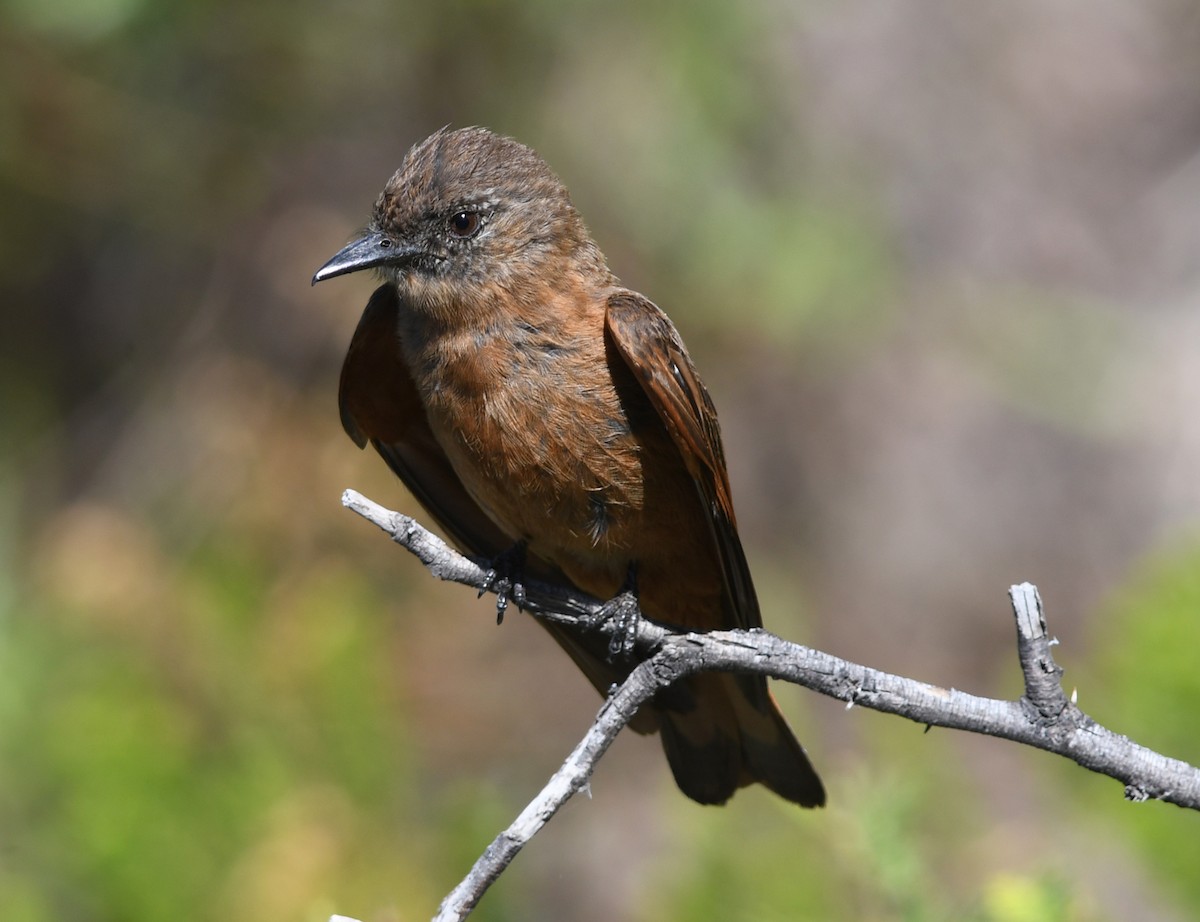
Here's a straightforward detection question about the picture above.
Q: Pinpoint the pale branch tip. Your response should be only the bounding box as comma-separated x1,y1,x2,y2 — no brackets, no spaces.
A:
1009,580,1070,723
339,489,1200,922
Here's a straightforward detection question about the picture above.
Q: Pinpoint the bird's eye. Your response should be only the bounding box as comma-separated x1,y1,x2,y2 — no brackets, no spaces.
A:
448,211,482,238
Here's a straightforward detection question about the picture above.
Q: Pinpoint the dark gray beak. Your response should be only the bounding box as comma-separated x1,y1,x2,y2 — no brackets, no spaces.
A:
311,231,422,285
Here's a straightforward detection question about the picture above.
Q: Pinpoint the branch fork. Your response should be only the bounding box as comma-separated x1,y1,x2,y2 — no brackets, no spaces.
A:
333,488,1200,922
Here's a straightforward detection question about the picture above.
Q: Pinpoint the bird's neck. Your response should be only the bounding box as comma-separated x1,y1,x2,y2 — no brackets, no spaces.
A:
394,268,610,397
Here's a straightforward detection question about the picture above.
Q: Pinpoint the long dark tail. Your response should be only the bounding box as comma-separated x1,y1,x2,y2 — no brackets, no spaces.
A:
658,672,825,807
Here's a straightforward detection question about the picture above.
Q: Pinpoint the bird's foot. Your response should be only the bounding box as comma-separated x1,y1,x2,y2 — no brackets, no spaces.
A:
480,540,528,625
586,564,641,660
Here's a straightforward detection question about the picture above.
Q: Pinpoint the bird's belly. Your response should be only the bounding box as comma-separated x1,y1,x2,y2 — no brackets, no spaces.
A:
429,382,644,563
426,378,726,627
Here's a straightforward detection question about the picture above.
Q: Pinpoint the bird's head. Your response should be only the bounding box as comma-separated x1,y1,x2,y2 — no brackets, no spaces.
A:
313,127,607,309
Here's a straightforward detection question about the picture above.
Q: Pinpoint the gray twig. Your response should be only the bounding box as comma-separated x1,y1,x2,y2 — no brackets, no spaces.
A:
333,489,1200,922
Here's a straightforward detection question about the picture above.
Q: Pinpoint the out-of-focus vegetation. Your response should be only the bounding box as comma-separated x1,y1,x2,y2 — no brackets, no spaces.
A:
3,2,1200,920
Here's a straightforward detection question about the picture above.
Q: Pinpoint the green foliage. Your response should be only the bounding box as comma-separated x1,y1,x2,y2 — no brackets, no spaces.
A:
0,512,432,921
646,731,1098,922
978,873,1078,922
1072,540,1200,913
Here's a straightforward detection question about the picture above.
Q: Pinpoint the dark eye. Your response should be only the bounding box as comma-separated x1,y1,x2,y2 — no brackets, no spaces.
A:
448,211,482,238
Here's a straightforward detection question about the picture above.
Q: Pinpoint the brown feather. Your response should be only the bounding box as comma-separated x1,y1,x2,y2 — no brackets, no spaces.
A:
321,126,824,806
339,284,659,734
604,289,825,806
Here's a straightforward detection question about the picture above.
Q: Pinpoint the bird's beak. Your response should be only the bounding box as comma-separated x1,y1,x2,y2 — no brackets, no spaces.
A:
311,231,423,285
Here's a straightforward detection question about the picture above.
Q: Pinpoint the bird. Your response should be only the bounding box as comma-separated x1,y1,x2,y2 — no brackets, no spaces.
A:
312,126,825,807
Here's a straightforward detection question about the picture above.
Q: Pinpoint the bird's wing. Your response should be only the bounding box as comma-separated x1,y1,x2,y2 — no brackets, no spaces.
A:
339,284,516,556
606,292,826,807
604,290,761,629
339,284,659,731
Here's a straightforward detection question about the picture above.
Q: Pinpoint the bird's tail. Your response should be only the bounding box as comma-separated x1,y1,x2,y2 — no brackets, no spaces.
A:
658,672,825,807
537,617,824,806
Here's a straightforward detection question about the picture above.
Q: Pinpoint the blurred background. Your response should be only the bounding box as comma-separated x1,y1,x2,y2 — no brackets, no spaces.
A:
4,1,1200,919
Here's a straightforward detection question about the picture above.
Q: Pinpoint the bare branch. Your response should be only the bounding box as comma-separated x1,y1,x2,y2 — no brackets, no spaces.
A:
336,489,1200,922
432,646,670,921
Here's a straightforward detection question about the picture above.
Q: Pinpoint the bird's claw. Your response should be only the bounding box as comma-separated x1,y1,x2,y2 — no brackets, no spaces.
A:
586,564,641,660
481,573,527,624
588,591,642,659
480,541,528,624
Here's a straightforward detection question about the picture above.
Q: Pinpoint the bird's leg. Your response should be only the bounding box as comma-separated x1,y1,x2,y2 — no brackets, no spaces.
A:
479,539,528,624
587,563,641,660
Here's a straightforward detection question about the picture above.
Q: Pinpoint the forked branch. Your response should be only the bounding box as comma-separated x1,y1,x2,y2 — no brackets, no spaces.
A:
334,489,1200,922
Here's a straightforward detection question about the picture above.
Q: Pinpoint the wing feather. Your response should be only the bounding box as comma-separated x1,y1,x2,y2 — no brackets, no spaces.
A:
339,284,658,732
604,291,761,629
